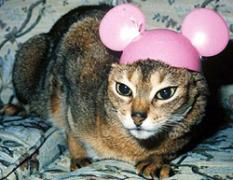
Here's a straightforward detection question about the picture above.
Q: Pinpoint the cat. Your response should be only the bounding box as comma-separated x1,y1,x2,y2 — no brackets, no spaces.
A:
11,5,208,179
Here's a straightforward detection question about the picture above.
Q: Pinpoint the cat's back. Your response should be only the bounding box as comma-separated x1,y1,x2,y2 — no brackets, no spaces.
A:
12,5,117,118
56,5,117,98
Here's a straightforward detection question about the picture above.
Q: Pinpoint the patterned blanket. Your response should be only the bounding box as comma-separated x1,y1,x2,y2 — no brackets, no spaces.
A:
0,114,232,179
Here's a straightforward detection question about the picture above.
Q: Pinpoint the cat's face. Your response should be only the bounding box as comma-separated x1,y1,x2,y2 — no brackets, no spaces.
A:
107,60,207,139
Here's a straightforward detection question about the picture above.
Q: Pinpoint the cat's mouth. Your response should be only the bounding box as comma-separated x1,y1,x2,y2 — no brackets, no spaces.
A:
128,128,155,139
129,127,153,131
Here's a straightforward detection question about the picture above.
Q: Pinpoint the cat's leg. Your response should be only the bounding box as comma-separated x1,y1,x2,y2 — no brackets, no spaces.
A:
0,103,27,116
135,155,174,179
13,34,51,104
135,137,190,179
1,34,51,117
67,132,92,171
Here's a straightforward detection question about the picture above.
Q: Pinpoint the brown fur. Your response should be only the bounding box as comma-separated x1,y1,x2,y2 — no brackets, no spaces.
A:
12,5,208,179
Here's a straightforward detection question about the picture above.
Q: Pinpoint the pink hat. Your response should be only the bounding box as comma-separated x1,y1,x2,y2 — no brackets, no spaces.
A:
99,4,229,72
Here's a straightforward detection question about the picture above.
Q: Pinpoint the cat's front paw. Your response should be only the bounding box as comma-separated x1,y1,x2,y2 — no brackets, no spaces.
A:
0,104,27,117
70,157,92,171
135,158,173,179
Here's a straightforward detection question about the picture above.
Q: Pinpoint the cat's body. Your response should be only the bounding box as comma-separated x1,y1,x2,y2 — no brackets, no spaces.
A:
12,5,208,179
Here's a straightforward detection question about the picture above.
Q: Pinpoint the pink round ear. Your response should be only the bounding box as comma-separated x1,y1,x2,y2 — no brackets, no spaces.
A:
181,8,230,57
99,4,146,51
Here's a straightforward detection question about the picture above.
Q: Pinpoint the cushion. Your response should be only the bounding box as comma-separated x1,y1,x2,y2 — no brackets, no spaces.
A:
29,115,233,179
0,115,66,179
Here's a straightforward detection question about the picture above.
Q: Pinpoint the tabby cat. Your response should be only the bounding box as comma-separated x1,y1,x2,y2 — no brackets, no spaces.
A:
11,5,208,179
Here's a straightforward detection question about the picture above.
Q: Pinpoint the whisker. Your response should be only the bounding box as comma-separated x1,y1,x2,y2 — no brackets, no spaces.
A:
158,126,171,133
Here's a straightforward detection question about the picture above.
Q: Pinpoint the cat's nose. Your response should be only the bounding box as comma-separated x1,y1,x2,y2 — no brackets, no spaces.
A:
131,112,147,127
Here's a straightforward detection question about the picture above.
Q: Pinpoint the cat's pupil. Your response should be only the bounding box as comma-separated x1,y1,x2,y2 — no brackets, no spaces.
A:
156,87,176,100
160,88,172,99
116,83,132,96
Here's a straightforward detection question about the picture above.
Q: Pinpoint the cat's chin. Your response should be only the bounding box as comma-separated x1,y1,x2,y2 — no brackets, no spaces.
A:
129,129,155,139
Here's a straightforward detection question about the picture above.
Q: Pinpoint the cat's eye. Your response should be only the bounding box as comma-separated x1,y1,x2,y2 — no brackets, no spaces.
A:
155,87,177,100
116,82,132,96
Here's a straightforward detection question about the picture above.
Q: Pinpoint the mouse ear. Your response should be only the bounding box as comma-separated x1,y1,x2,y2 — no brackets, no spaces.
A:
181,8,229,57
99,4,146,51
